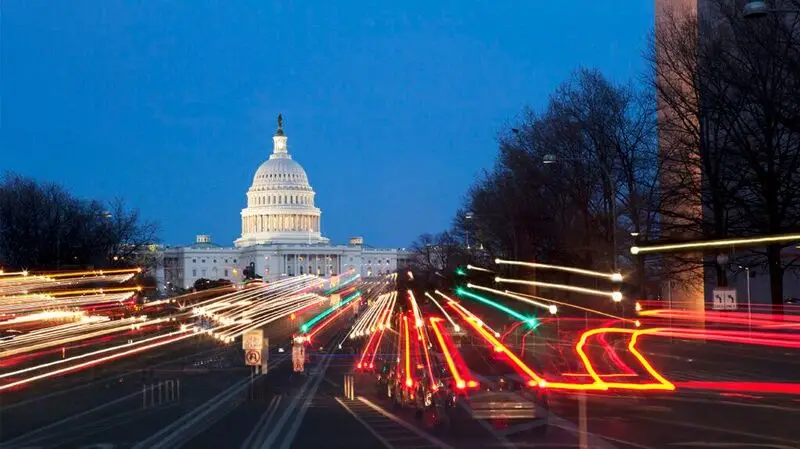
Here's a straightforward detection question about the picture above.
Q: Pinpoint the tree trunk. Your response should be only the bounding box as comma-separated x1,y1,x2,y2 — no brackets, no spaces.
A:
767,244,784,316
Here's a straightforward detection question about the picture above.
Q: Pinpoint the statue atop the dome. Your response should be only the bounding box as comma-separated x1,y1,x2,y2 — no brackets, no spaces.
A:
275,114,285,136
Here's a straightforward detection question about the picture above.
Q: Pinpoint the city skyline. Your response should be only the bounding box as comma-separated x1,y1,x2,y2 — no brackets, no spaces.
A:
3,1,654,247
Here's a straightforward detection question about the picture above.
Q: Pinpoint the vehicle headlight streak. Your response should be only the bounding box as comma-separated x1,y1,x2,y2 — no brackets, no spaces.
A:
494,277,623,302
446,300,545,385
0,328,195,392
428,317,472,389
455,287,538,328
407,290,423,327
630,233,800,255
350,293,387,338
427,291,459,331
466,284,556,314
0,316,164,358
307,299,360,341
402,315,413,388
494,259,623,282
300,291,361,333
435,291,501,337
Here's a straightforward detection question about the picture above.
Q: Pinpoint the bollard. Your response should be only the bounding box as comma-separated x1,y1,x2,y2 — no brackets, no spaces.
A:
142,384,147,409
166,380,174,401
158,381,163,405
176,379,181,401
343,374,355,400
150,383,155,406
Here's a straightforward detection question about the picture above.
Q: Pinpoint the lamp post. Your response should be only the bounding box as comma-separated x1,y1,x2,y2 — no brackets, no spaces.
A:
738,264,753,336
465,211,474,250
742,1,800,18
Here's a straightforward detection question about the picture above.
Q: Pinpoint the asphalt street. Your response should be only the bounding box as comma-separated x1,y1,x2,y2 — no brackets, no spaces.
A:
2,312,799,448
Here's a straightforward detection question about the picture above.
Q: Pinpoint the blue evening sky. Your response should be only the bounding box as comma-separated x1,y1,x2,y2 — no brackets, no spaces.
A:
2,1,654,248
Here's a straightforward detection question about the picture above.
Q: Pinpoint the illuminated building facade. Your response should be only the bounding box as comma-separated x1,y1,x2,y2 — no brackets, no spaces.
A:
160,116,410,290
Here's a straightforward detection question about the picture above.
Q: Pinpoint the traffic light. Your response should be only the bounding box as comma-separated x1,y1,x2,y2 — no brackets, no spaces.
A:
455,266,467,276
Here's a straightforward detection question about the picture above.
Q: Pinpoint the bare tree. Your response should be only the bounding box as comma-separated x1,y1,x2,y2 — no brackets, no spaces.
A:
652,1,800,308
0,173,160,270
453,69,659,298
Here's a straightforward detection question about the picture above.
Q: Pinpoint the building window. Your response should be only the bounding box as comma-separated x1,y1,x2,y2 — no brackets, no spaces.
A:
224,269,229,277
201,269,207,277
192,269,197,277
213,259,217,263
233,259,237,263
192,259,196,263
224,259,228,263
300,266,304,274
201,259,206,263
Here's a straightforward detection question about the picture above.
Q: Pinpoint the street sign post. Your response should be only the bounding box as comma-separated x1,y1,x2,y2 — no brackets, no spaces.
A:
712,287,737,311
243,329,264,351
245,349,261,366
292,341,306,372
261,337,269,373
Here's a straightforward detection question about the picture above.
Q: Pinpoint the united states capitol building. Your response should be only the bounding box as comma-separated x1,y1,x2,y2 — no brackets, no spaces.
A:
158,115,410,290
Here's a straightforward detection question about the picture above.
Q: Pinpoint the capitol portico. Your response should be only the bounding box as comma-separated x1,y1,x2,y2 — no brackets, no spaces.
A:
160,115,410,290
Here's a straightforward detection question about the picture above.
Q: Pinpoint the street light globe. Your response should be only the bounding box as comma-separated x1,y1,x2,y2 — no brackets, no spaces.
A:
610,272,623,282
549,305,558,315
742,1,769,18
611,291,623,302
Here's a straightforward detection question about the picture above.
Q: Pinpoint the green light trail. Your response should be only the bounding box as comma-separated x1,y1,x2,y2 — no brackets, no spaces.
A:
455,287,538,328
300,291,361,333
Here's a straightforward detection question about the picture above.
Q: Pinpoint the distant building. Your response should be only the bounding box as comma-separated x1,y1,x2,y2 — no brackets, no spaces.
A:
158,115,409,291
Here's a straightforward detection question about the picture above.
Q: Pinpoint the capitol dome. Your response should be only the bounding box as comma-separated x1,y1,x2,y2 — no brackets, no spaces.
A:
235,115,328,247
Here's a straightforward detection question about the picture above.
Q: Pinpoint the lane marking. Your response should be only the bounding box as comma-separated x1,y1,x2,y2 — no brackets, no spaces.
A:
257,354,332,448
547,414,621,449
4,389,143,447
669,443,797,449
357,397,455,449
637,416,797,445
131,376,251,449
334,397,394,449
239,396,281,449
277,354,336,449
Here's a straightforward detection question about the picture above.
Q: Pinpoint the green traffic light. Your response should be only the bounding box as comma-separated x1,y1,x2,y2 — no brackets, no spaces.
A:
455,267,467,276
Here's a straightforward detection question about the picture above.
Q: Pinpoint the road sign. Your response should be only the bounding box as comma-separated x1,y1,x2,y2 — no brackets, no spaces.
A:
292,342,305,372
261,337,269,371
713,288,737,310
243,329,264,350
245,349,261,366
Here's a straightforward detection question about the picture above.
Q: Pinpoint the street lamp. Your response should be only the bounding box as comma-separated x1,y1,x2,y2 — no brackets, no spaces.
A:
737,264,754,335
743,1,800,18
465,211,474,249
